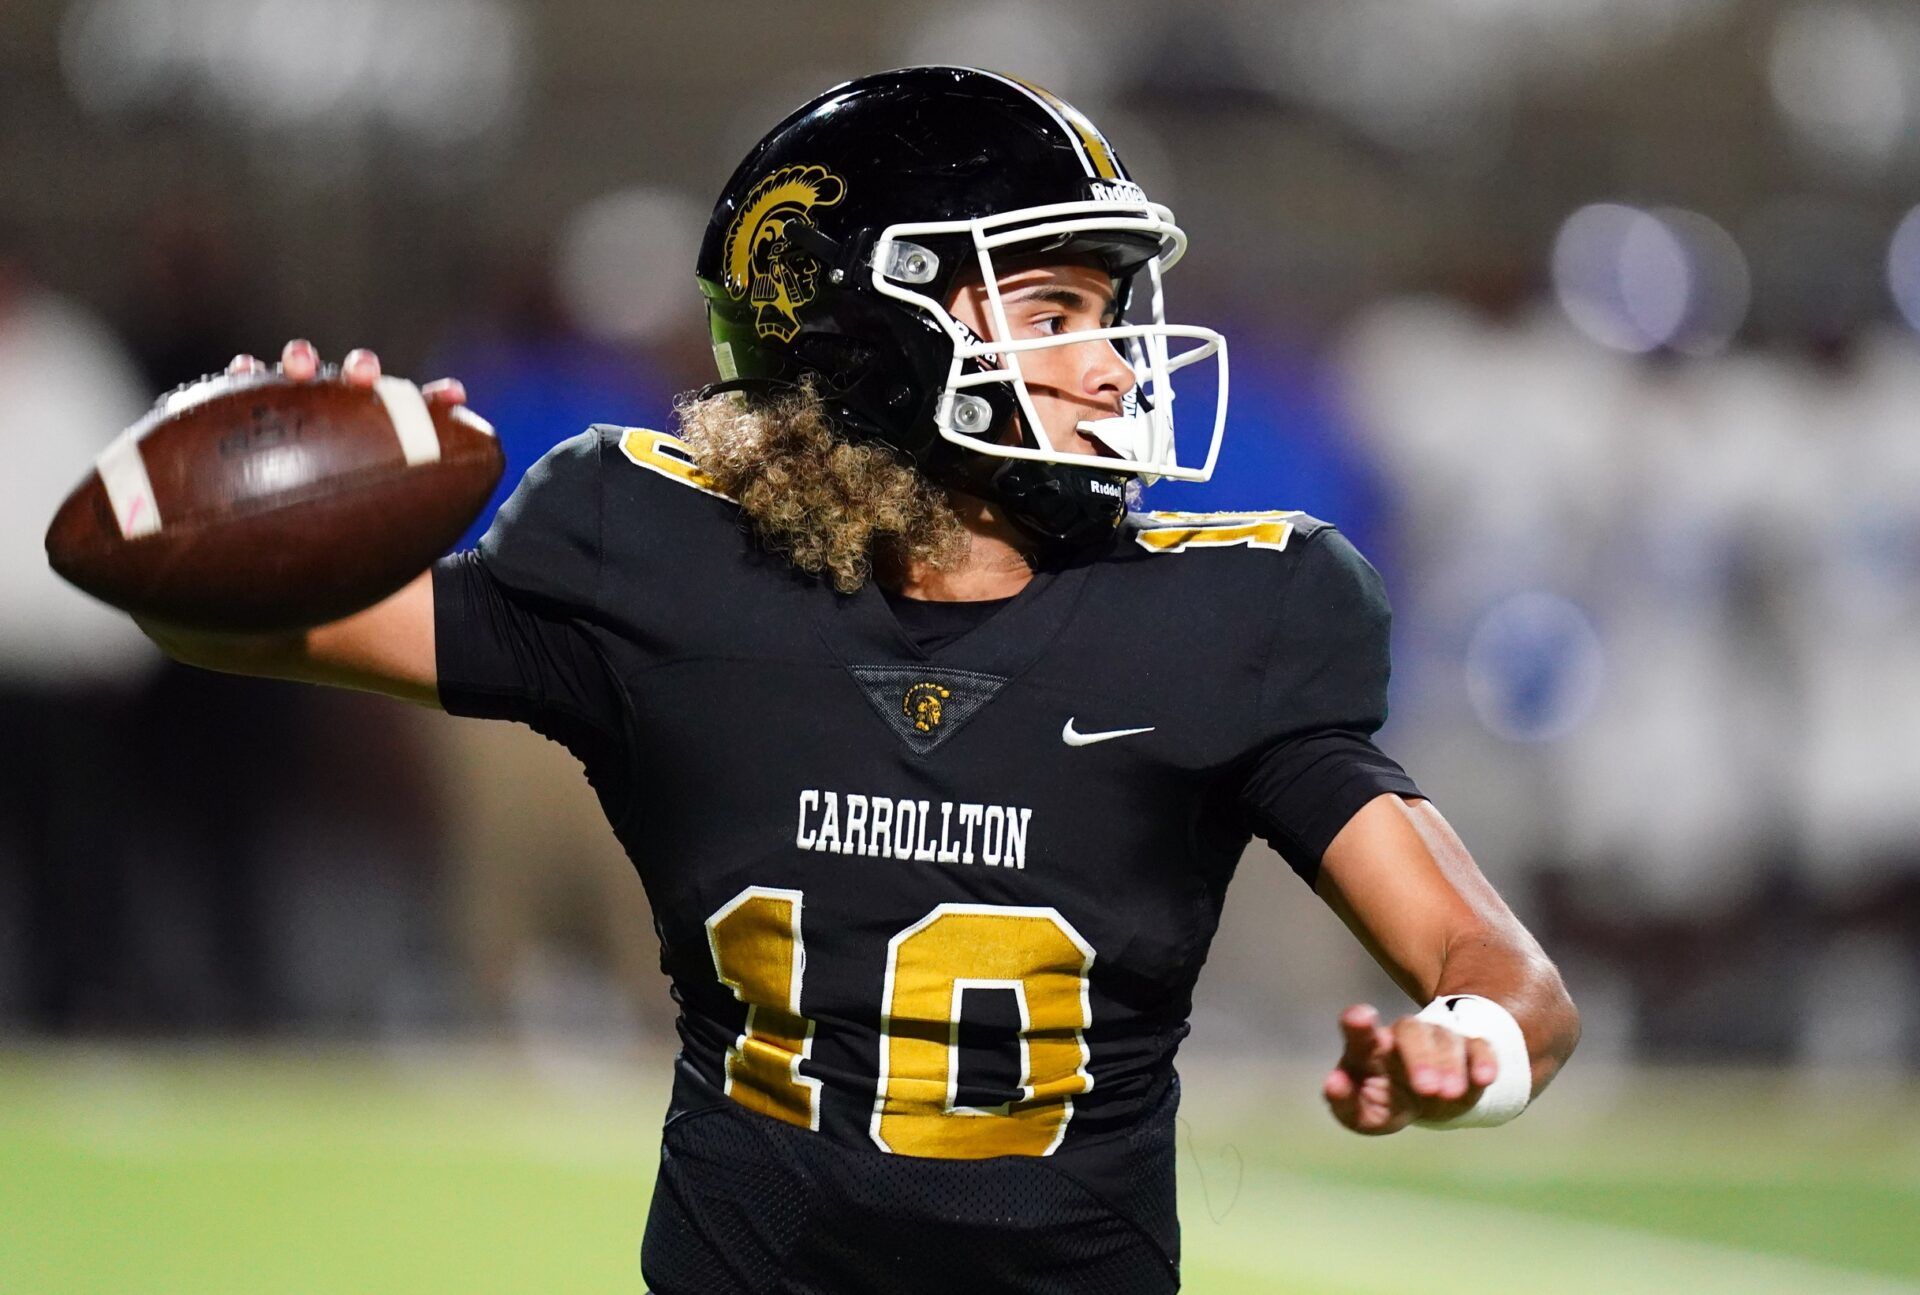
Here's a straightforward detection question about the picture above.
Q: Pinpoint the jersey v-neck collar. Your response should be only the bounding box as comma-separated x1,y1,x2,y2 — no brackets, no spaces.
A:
809,558,1096,681
882,590,1017,655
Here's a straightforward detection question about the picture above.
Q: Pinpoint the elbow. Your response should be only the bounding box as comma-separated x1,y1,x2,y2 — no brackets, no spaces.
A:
1538,950,1580,1052
1527,957,1581,1093
1554,971,1582,1066
1464,928,1582,1084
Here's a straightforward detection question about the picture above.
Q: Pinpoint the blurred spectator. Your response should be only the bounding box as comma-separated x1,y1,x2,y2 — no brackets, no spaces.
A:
435,236,694,549
3,0,1917,1065
1,219,448,1034
121,196,255,393
426,236,688,1036
0,254,157,1027
0,260,155,687
1338,274,1920,1062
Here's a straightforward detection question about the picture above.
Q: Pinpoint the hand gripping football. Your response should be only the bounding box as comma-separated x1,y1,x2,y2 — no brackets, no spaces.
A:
44,371,504,633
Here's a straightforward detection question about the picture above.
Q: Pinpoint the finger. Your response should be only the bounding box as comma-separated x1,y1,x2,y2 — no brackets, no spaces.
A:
1466,1035,1499,1090
1325,1045,1416,1136
281,338,319,380
1323,1066,1367,1133
1388,1018,1469,1102
1336,1003,1385,1075
341,348,382,386
227,353,264,375
1323,1067,1354,1119
1410,1021,1470,1101
421,377,467,406
1347,1073,1414,1136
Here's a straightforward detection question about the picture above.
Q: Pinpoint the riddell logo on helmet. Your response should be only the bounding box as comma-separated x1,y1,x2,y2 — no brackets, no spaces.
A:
1090,180,1147,205
1088,479,1123,498
722,164,848,342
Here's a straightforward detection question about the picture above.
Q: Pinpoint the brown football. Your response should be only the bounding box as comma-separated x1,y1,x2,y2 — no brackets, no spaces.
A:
44,372,504,633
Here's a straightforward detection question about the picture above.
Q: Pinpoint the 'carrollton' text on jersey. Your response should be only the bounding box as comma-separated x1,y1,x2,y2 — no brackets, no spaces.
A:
796,789,1033,869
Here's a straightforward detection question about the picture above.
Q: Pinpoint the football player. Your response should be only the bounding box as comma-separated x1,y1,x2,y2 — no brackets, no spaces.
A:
147,67,1577,1294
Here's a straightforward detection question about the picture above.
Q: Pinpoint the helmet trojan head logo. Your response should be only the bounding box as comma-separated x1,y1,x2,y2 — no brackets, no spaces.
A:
722,164,847,342
903,682,951,733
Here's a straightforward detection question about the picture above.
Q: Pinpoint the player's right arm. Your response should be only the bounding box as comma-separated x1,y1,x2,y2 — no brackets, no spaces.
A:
137,569,439,705
133,340,461,708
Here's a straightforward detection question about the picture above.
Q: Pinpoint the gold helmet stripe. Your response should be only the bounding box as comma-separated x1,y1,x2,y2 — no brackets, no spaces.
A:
973,69,1123,181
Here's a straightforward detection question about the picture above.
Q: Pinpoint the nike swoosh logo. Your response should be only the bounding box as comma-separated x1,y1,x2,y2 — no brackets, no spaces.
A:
1062,718,1155,747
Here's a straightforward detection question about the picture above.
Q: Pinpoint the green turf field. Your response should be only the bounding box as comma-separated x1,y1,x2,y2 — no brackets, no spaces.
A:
3,1046,1916,1293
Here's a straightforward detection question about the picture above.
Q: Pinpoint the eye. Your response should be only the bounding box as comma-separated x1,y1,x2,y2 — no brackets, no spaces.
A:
1033,314,1068,336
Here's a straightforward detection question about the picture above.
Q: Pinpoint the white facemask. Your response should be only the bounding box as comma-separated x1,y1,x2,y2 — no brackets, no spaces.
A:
867,197,1229,487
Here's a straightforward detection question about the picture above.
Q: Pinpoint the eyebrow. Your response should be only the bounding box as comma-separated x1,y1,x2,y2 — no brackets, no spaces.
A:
1007,284,1117,318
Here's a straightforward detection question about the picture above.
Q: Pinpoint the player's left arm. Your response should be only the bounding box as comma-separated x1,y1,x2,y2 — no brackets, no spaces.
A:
1314,792,1579,1135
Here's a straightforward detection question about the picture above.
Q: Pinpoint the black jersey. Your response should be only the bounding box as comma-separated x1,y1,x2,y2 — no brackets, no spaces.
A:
433,426,1421,1293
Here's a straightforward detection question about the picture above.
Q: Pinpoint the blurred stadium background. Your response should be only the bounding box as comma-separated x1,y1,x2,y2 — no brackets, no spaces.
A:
4,0,1920,1289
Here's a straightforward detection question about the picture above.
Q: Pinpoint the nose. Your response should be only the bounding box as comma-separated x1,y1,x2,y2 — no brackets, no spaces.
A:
1080,336,1136,406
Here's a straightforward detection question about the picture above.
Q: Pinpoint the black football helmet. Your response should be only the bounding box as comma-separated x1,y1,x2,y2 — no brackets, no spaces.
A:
696,65,1228,551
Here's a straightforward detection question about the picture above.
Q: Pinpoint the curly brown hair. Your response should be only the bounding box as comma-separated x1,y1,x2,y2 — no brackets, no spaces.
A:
673,383,968,594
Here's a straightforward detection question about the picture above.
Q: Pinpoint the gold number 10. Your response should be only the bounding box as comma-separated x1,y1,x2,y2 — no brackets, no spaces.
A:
706,888,1095,1159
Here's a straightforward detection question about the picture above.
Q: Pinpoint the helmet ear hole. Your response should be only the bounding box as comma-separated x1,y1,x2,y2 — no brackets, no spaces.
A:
951,394,995,435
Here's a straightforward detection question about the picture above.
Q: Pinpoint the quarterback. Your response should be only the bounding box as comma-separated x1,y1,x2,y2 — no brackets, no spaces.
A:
146,68,1577,1293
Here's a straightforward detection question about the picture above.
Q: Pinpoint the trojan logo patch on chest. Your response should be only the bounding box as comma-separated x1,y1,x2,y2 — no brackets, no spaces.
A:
903,682,950,733
850,666,1006,754
721,164,847,342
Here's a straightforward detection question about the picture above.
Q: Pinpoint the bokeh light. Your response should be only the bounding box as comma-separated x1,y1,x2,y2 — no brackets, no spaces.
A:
1887,204,1920,334
1236,0,1515,164
1465,592,1606,744
1551,204,1749,354
554,187,708,347
899,0,1124,105
1552,204,1691,353
59,0,526,144
1767,3,1912,175
1653,208,1752,356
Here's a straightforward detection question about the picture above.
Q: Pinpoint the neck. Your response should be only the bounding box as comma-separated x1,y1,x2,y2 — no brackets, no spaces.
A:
886,493,1035,601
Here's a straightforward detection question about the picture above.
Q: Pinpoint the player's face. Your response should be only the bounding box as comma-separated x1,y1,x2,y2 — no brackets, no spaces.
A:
945,257,1136,459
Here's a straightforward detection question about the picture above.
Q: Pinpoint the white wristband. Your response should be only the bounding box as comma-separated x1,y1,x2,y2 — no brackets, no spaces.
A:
1411,994,1532,1130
